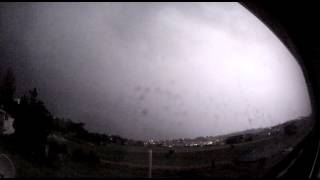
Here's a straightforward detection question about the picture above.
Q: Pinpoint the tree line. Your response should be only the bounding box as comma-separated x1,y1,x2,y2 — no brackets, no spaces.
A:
0,68,143,161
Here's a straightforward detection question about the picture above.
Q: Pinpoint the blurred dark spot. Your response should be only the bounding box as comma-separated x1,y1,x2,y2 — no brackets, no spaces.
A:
145,87,150,93
139,94,145,101
154,87,161,93
169,80,175,85
182,111,187,116
134,86,141,92
141,109,148,116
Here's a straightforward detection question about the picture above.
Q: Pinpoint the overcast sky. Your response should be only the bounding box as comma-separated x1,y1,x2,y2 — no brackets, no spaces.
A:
0,2,312,140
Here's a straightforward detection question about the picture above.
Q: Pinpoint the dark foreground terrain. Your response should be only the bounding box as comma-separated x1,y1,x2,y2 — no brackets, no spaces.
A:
0,117,313,178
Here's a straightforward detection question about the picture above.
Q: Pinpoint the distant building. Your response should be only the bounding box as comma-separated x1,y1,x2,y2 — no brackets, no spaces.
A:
0,109,15,135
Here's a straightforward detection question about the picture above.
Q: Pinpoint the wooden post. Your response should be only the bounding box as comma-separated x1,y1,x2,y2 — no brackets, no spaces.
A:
148,149,152,178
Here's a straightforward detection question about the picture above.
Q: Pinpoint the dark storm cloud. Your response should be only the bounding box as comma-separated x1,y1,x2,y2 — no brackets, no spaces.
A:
0,2,311,140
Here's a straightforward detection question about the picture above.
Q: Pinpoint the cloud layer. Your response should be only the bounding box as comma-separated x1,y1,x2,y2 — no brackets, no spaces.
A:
0,2,312,140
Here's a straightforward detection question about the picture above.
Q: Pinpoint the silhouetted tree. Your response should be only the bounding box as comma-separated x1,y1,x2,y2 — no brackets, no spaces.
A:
13,88,53,159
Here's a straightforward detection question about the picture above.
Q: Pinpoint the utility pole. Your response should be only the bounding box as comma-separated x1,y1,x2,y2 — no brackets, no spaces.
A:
148,149,152,178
